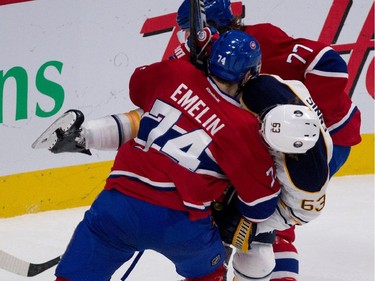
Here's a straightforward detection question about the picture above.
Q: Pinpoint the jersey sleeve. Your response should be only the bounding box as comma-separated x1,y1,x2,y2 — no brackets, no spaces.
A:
303,48,362,146
129,61,174,110
83,108,143,150
245,23,362,147
170,43,190,61
211,116,281,223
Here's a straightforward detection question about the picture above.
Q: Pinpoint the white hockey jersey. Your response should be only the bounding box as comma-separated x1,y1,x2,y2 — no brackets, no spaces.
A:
241,74,333,233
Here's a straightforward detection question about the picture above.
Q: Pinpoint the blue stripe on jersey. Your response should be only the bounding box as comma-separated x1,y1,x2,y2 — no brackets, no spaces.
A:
329,106,359,135
285,133,329,193
313,49,348,73
329,145,351,177
237,192,281,222
137,116,156,140
273,258,299,274
137,114,224,175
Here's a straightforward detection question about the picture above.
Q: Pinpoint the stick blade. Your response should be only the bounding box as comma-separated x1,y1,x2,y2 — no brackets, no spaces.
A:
0,250,60,277
27,256,61,277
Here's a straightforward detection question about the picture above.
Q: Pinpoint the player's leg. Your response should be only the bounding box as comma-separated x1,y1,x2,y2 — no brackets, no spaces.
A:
55,189,140,281
184,264,227,281
157,213,227,280
231,241,275,281
270,227,298,281
230,231,276,281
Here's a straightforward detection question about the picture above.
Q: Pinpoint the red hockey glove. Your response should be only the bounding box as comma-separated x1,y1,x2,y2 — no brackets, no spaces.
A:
186,26,219,57
196,26,219,56
171,27,219,61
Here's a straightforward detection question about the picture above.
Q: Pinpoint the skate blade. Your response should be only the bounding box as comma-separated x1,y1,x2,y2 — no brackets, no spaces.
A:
31,111,78,150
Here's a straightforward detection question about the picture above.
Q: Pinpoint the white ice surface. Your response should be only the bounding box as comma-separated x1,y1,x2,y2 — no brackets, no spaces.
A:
0,175,374,281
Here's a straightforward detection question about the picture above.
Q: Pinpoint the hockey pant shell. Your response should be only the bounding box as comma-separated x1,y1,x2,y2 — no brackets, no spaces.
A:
55,189,226,281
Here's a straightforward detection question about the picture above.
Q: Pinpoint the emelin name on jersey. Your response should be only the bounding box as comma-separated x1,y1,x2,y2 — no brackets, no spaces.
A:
170,83,225,137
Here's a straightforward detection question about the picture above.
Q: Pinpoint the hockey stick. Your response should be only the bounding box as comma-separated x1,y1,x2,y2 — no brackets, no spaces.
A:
120,251,144,280
0,250,60,277
189,0,207,60
189,0,199,65
190,0,208,71
197,0,207,29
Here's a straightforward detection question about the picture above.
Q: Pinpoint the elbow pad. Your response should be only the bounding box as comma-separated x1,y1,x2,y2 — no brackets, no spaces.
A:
83,108,143,150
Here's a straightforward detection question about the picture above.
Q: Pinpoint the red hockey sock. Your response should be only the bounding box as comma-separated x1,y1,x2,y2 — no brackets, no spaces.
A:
185,264,227,281
270,228,298,281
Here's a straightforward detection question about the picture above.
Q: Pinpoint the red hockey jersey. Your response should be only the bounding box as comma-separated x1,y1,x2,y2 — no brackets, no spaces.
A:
105,59,280,221
244,24,361,146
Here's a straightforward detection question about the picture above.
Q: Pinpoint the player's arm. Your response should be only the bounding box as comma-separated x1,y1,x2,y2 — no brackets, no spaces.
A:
82,109,142,150
256,133,332,234
170,27,219,61
212,122,281,252
32,108,143,154
303,46,361,146
256,187,328,234
211,185,258,252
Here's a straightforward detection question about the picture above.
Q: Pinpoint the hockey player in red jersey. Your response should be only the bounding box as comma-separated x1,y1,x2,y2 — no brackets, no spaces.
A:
53,30,280,281
174,1,361,280
45,75,332,281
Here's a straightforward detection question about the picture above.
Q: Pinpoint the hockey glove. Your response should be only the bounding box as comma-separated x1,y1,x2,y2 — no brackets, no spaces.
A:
211,186,257,252
196,26,219,56
187,27,219,59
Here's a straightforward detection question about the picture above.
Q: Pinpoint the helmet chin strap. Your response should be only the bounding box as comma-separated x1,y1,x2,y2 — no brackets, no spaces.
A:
235,70,254,100
241,70,254,86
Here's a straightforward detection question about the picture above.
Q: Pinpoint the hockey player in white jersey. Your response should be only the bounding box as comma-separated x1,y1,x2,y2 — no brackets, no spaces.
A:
211,74,333,281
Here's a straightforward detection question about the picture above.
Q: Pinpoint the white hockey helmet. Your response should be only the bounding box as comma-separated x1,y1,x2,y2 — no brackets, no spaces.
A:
260,104,320,154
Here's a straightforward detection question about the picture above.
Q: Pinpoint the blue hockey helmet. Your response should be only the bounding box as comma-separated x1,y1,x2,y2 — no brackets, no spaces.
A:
177,0,234,30
208,30,262,83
